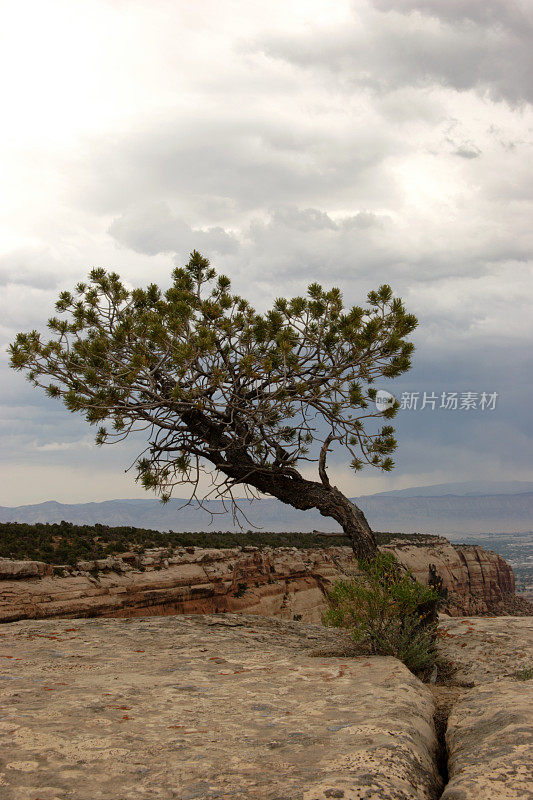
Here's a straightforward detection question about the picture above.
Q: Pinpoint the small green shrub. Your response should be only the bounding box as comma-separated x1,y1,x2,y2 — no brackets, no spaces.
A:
515,666,533,681
322,552,439,673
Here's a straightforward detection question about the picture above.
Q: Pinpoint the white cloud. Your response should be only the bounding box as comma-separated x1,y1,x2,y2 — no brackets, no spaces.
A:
258,0,533,104
34,437,94,453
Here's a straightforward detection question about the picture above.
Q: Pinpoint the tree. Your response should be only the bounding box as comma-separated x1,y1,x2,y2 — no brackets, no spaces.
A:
9,251,417,558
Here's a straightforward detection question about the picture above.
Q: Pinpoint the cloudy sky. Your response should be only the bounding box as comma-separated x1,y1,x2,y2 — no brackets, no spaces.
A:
1,0,532,505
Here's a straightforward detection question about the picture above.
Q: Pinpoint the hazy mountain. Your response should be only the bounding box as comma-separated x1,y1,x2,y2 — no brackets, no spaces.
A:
371,480,533,497
1,481,532,535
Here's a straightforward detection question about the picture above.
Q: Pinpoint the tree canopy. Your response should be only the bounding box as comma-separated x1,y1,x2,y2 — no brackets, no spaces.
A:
9,251,417,558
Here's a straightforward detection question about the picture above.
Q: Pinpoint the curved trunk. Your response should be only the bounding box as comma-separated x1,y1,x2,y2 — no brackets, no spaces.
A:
179,411,377,560
222,460,377,560
317,485,376,561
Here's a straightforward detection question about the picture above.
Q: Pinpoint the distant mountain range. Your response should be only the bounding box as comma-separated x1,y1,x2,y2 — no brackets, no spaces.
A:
1,481,532,535
369,480,533,497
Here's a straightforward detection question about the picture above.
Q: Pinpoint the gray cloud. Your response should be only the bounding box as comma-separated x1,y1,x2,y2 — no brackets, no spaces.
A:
239,206,529,289
371,0,532,36
453,144,481,159
383,338,533,480
108,202,239,258
256,1,533,105
71,113,401,216
0,248,62,290
1,0,532,502
105,203,532,343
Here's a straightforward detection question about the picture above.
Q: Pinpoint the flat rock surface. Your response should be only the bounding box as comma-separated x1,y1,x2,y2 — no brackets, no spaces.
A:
437,616,533,800
442,679,533,800
0,614,441,800
437,616,533,685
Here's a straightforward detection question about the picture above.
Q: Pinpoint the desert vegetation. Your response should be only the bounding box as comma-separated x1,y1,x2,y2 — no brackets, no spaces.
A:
0,521,433,565
323,551,440,673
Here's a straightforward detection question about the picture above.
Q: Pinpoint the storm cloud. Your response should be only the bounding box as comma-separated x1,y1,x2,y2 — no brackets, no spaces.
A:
0,0,531,504
258,0,533,104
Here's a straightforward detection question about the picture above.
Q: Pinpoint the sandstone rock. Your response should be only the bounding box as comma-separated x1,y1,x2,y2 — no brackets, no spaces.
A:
442,680,533,800
436,616,533,685
383,540,515,615
433,617,533,799
0,559,52,579
77,556,130,573
0,546,356,623
0,614,442,800
0,541,525,624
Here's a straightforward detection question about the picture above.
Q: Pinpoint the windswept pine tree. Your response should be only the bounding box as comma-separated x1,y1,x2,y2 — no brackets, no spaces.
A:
9,252,417,558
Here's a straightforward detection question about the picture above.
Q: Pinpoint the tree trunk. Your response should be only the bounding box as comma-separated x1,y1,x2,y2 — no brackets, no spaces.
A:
179,410,377,560
223,460,377,560
317,484,377,561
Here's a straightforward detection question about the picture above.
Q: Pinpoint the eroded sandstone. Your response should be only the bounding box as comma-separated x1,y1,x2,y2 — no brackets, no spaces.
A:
442,680,533,800
436,616,533,800
380,540,516,615
0,539,524,625
436,615,533,685
0,614,442,800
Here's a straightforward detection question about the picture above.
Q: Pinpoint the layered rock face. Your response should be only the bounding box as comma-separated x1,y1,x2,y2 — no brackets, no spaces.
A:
380,539,517,615
0,536,525,623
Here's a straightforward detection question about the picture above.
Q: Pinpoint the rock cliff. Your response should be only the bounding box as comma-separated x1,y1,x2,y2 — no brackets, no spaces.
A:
0,536,526,624
380,538,518,615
